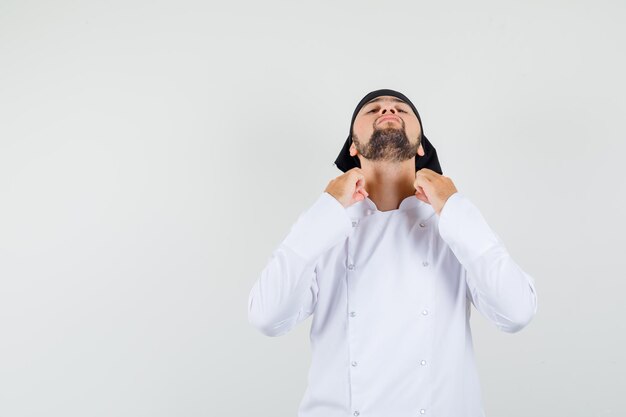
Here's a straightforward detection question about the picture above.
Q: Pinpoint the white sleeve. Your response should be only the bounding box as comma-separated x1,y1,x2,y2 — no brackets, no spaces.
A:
437,192,538,333
247,192,353,337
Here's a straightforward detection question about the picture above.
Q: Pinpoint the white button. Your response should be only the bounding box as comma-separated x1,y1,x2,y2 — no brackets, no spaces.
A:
422,261,429,267
420,360,427,366
419,222,426,227
422,309,429,316
348,264,355,270
350,311,356,317
354,411,360,416
420,409,426,414
351,361,358,367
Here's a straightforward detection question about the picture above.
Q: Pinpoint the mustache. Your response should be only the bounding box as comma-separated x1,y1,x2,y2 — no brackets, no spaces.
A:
373,118,405,130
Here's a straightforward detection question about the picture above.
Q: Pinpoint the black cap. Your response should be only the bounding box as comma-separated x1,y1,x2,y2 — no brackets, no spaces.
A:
334,88,442,174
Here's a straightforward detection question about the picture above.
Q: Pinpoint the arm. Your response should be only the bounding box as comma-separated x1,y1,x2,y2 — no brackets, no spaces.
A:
438,192,538,333
247,192,353,337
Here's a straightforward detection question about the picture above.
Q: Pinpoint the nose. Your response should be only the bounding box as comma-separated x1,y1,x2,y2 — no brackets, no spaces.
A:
380,105,396,115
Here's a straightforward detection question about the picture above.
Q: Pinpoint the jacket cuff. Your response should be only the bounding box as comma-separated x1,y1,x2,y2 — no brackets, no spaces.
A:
438,192,502,264
282,192,353,262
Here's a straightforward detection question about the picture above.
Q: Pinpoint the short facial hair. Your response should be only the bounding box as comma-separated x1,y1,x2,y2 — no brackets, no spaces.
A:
352,123,420,163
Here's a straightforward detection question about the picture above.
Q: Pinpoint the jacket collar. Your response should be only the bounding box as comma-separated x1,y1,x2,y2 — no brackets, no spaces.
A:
346,195,432,218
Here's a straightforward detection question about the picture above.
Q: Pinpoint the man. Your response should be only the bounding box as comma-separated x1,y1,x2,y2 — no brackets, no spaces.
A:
247,88,538,417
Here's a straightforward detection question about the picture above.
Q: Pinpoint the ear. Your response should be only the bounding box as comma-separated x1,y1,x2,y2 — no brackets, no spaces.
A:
350,143,358,156
417,143,425,157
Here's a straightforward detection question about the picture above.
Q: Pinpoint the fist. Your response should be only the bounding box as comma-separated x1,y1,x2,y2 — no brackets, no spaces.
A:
325,167,369,208
413,168,458,215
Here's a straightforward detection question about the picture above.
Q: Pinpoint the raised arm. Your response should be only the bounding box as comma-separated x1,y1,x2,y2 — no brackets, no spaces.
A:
247,192,353,337
438,192,538,333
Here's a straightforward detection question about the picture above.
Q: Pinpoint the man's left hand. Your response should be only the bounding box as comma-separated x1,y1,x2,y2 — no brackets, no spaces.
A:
413,168,458,216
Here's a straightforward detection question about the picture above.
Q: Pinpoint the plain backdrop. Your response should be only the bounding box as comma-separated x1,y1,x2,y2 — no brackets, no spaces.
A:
1,1,625,416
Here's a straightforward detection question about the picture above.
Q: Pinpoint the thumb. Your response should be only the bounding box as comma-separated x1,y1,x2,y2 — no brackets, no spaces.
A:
414,189,430,204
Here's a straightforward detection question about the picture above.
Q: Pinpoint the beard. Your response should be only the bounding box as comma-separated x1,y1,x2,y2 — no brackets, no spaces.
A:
352,125,420,163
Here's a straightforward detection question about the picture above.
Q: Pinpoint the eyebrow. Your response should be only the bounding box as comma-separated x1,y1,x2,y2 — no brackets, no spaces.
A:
363,97,408,106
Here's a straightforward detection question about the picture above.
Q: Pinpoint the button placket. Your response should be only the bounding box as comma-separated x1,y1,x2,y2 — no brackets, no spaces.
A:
424,245,435,415
420,218,432,271
346,235,360,417
417,224,434,414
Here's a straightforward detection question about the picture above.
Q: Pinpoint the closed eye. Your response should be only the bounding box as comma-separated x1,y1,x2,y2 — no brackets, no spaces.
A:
367,107,407,113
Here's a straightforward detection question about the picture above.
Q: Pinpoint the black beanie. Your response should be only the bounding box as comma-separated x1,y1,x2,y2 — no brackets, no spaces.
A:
334,88,443,175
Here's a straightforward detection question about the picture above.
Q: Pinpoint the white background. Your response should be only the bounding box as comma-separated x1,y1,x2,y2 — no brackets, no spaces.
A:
1,1,625,416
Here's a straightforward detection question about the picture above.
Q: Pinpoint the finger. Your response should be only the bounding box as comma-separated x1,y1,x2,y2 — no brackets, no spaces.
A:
414,176,431,191
354,187,367,200
415,193,430,204
419,183,435,199
354,177,365,190
415,170,433,181
414,189,430,204
356,180,368,194
414,182,431,199
415,185,428,195
355,176,368,194
416,168,437,179
415,187,429,199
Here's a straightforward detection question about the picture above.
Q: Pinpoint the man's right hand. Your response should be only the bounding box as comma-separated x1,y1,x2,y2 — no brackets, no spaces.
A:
324,167,369,208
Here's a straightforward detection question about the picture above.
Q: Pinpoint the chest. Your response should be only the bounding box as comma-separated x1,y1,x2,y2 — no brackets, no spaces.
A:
316,213,464,311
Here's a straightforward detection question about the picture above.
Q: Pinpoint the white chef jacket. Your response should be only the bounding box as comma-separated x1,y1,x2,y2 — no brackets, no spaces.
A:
248,191,538,417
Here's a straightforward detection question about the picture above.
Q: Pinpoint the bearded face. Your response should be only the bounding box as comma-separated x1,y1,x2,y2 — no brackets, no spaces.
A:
352,125,420,163
349,95,423,164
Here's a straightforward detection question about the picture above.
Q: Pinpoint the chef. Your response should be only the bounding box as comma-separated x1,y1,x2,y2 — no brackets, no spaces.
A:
248,88,538,417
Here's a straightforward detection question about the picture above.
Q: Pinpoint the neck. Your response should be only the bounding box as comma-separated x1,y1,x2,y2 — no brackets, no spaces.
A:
359,156,417,212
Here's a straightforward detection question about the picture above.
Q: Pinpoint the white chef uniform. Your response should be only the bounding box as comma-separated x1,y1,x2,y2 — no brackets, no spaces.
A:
248,191,538,417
